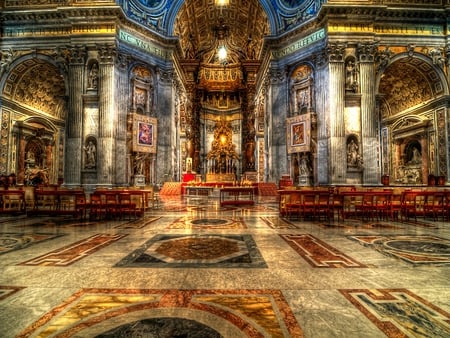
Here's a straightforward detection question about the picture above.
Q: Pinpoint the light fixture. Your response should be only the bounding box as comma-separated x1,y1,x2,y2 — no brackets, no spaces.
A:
218,46,227,61
215,0,229,6
220,133,227,144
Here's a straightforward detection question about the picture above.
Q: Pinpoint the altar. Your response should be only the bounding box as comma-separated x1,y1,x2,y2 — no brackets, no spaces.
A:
206,173,236,182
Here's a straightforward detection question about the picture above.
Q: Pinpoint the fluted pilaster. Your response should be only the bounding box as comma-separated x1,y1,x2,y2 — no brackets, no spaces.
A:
360,61,378,184
314,54,330,184
114,52,129,185
65,46,86,186
97,45,116,186
329,61,346,183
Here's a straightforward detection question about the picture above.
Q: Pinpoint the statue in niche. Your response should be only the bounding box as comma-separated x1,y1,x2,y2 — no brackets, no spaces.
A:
84,140,96,169
345,60,358,92
134,152,149,175
88,63,98,90
347,139,363,168
299,155,312,176
408,147,422,165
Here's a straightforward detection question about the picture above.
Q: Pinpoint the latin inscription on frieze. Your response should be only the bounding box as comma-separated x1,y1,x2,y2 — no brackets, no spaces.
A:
118,29,172,60
1,25,115,38
329,23,444,35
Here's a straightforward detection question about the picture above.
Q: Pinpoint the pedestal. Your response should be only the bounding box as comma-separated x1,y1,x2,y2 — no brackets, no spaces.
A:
133,174,145,187
298,174,311,186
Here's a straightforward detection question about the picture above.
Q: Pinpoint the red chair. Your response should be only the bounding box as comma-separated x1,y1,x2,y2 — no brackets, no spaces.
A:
372,193,392,221
105,193,119,219
423,192,445,221
284,191,302,220
301,192,316,220
119,193,137,220
89,194,106,220
75,193,87,220
315,192,332,221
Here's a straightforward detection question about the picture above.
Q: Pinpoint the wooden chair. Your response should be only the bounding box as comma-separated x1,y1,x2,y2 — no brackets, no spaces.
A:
355,193,375,220
400,191,418,222
75,194,87,219
89,194,106,220
372,193,392,221
284,191,302,220
105,193,119,219
315,192,332,221
423,192,445,221
119,193,137,220
331,193,345,221
301,192,316,220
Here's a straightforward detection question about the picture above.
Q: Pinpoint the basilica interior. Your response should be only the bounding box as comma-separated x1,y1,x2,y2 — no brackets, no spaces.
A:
0,0,449,337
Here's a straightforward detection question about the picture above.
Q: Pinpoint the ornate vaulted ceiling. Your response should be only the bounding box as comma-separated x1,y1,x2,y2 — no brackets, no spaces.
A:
118,0,323,92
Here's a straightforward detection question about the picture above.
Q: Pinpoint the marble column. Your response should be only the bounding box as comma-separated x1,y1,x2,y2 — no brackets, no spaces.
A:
420,135,428,184
328,44,346,184
155,69,175,184
97,45,116,186
65,46,85,187
314,52,330,185
114,52,129,186
358,44,378,185
268,68,288,182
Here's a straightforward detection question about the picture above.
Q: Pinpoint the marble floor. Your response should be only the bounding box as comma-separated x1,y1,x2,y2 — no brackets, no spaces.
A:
0,195,449,338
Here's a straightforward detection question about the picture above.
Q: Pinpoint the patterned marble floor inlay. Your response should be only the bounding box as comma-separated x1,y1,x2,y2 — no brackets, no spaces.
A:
0,285,25,301
261,216,299,229
114,216,162,229
19,233,127,266
280,234,366,268
0,232,64,254
17,288,303,338
115,234,267,268
339,288,450,337
167,216,246,229
349,235,450,265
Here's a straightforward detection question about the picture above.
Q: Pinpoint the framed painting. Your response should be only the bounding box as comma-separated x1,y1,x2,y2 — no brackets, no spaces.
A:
287,114,311,154
132,114,157,153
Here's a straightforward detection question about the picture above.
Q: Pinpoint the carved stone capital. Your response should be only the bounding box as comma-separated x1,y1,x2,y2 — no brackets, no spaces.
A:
68,46,86,65
97,44,116,64
327,42,346,62
357,42,377,63
157,69,174,85
115,51,130,69
267,69,286,84
375,46,394,74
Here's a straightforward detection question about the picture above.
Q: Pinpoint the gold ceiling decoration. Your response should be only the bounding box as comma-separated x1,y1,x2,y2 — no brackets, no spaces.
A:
174,0,269,91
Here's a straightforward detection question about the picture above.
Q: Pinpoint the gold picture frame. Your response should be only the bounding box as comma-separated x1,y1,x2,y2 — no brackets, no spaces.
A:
287,114,311,154
132,114,157,153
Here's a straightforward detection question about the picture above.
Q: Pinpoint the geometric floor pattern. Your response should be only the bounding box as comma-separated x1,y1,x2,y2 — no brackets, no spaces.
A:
349,234,450,265
339,288,450,337
115,234,267,268
0,194,449,338
17,288,304,337
18,233,127,266
0,232,64,255
280,234,367,268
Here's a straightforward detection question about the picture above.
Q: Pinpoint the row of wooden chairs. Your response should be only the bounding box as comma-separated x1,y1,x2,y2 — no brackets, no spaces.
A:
279,189,450,222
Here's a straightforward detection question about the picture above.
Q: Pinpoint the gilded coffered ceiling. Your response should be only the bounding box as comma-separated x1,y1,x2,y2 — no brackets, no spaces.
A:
379,58,443,117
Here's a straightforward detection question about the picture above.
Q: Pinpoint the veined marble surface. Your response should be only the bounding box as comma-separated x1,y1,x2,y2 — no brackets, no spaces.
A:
0,195,448,337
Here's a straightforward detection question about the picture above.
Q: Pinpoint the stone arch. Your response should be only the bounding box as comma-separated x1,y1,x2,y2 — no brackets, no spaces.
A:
377,53,448,184
1,54,67,120
377,53,448,118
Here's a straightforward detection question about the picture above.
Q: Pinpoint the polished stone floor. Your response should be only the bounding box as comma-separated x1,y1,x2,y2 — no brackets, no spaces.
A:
0,195,449,338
